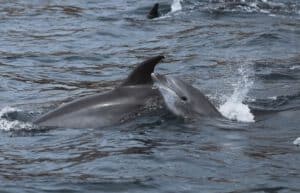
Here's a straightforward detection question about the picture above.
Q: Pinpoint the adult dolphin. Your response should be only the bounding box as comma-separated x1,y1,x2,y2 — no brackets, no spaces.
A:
151,73,223,119
34,56,164,128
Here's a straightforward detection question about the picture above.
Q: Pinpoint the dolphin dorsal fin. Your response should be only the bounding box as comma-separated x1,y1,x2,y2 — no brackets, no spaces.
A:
121,55,164,86
147,3,160,19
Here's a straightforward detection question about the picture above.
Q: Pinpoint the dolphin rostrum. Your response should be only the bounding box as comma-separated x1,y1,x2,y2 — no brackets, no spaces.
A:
34,56,165,128
151,73,223,119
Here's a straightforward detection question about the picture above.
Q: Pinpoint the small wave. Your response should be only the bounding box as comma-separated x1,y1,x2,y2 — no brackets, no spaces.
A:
247,33,282,46
171,0,183,12
0,107,36,131
252,96,288,108
205,0,300,16
249,91,300,112
259,72,296,80
43,5,83,16
219,63,255,122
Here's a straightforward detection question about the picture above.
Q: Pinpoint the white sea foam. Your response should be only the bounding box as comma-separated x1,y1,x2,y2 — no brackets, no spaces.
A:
171,0,183,12
268,96,277,100
293,137,300,146
219,63,255,123
290,65,300,70
0,106,35,131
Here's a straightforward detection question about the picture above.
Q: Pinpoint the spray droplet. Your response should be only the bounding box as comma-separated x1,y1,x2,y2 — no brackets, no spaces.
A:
171,0,183,12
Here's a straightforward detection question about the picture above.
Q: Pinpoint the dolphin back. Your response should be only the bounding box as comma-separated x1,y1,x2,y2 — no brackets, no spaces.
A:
34,55,165,128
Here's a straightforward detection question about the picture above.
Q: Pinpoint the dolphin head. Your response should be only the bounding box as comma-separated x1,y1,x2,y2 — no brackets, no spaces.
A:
151,73,222,118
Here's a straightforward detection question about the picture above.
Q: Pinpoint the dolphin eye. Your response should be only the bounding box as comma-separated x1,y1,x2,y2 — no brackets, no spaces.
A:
180,96,187,102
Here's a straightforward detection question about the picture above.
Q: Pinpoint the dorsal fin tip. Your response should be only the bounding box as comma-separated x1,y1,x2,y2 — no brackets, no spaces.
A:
147,3,160,19
121,55,164,86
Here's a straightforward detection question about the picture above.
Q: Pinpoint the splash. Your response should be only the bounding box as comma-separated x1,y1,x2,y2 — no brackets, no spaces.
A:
293,137,300,146
219,63,255,122
0,106,35,131
171,0,183,12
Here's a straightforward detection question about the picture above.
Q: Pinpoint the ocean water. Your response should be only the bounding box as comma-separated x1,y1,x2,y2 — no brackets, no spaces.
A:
0,0,300,192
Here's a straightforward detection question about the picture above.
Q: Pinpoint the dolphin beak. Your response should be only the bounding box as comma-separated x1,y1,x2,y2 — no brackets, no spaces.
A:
151,73,159,82
151,73,170,92
152,73,167,90
151,73,165,83
151,73,159,89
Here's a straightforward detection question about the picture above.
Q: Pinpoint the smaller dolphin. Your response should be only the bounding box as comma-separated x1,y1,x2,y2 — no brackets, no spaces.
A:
147,3,160,19
151,73,223,119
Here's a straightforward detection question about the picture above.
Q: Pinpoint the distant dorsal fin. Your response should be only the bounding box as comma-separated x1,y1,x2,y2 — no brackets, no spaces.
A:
121,55,164,86
147,3,160,19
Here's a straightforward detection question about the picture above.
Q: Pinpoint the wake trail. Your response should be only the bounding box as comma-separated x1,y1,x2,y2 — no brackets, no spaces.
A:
0,106,37,131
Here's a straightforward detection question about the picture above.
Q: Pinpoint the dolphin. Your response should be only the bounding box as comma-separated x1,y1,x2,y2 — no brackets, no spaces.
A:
34,56,165,128
147,3,160,19
151,73,223,119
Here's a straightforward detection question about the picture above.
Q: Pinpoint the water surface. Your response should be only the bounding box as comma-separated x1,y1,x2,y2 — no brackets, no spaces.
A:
1,0,300,192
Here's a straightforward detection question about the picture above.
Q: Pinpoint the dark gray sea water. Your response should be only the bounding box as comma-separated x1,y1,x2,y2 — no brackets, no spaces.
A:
1,0,300,192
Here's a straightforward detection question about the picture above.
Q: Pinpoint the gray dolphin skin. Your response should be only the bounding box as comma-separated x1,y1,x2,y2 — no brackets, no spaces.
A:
34,56,164,128
151,73,223,119
147,3,160,19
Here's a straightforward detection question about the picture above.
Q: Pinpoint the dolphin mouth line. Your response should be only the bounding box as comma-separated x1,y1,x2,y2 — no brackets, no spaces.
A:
152,73,184,117
151,73,160,89
151,73,178,98
151,73,159,82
